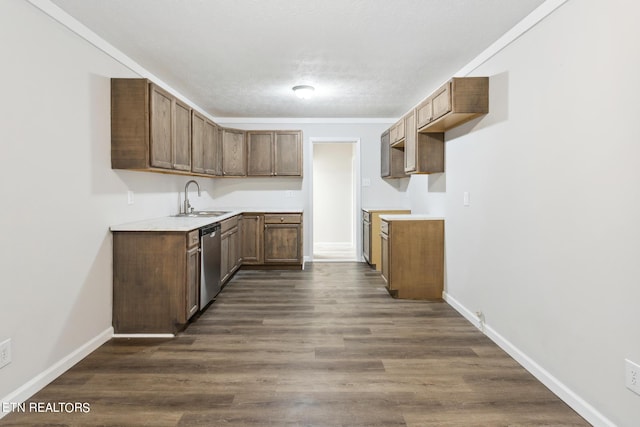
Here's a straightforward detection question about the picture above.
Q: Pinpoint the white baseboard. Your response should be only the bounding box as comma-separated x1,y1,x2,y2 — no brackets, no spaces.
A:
0,326,113,420
112,333,174,339
443,292,616,427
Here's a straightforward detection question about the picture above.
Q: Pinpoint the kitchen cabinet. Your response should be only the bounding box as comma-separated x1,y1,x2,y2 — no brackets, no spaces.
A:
112,79,193,173
112,229,200,334
389,118,405,145
416,77,488,133
380,217,444,300
403,110,417,173
380,130,406,178
192,112,222,176
247,131,303,177
241,213,264,264
362,209,410,270
221,215,242,284
222,128,246,176
264,214,303,264
392,109,444,175
406,130,445,174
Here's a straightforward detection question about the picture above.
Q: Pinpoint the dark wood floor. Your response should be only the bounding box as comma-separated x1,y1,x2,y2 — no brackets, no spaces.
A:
1,262,589,426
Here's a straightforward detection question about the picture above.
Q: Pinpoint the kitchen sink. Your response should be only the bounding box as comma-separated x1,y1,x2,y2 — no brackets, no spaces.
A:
174,211,230,218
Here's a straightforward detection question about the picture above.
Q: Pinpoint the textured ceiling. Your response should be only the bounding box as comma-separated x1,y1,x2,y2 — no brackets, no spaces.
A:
49,0,545,118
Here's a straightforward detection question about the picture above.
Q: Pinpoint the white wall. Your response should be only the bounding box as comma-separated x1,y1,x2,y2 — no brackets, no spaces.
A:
0,1,409,406
312,143,355,245
444,0,640,425
0,0,220,404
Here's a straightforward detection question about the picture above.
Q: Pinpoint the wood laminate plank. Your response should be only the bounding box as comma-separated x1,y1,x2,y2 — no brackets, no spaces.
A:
1,263,588,427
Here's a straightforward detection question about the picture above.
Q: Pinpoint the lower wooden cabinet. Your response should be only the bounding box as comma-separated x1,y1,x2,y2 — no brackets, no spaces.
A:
221,215,242,284
362,209,410,271
241,213,264,264
380,217,444,299
264,214,302,264
112,229,200,334
240,213,303,267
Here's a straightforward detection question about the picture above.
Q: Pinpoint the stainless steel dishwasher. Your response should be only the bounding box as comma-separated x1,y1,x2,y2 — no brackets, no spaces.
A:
200,222,221,310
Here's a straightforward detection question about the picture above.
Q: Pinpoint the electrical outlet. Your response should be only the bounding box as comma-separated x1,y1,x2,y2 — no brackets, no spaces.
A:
626,359,640,395
0,339,11,369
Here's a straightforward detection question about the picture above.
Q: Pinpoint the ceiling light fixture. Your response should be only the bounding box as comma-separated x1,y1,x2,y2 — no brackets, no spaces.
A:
292,85,315,99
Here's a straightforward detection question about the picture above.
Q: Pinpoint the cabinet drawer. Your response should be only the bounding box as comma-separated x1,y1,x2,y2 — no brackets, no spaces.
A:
264,214,301,224
221,215,239,233
187,230,200,248
380,220,389,236
362,210,371,223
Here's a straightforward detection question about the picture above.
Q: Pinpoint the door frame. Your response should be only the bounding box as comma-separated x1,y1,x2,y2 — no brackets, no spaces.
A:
308,137,361,262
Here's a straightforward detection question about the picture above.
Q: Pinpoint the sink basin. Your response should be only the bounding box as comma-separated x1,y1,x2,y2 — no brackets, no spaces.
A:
174,211,230,218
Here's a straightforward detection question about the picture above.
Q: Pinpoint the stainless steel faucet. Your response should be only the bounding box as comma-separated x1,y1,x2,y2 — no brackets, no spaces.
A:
183,180,201,214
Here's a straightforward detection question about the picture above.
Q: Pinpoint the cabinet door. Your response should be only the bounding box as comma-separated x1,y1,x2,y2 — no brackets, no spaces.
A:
222,129,246,176
191,111,205,173
380,130,390,178
404,110,417,173
221,233,230,283
186,245,199,320
431,82,452,121
242,214,264,264
381,231,389,285
416,98,433,129
203,121,221,176
149,84,173,169
275,131,302,176
227,228,240,274
264,224,301,263
247,132,274,176
174,100,192,171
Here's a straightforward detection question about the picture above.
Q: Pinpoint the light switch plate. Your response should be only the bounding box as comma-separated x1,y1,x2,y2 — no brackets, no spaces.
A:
463,191,470,207
127,191,134,205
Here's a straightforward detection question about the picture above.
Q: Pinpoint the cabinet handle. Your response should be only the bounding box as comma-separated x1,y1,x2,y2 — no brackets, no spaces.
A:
280,217,284,222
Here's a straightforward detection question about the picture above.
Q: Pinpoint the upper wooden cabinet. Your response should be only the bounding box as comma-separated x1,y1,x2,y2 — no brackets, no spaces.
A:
405,109,445,174
112,78,302,179
389,118,405,145
416,77,488,133
192,111,222,176
112,79,193,173
222,128,246,176
247,131,303,177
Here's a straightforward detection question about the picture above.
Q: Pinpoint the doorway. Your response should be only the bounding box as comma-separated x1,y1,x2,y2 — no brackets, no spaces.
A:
311,139,360,262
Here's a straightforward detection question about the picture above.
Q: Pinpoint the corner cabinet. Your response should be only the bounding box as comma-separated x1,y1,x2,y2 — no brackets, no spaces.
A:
247,131,303,177
380,217,444,300
112,229,200,334
112,79,192,174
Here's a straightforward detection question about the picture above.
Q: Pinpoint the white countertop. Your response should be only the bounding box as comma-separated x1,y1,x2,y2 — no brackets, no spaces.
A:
110,208,303,232
379,214,445,221
362,207,411,212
